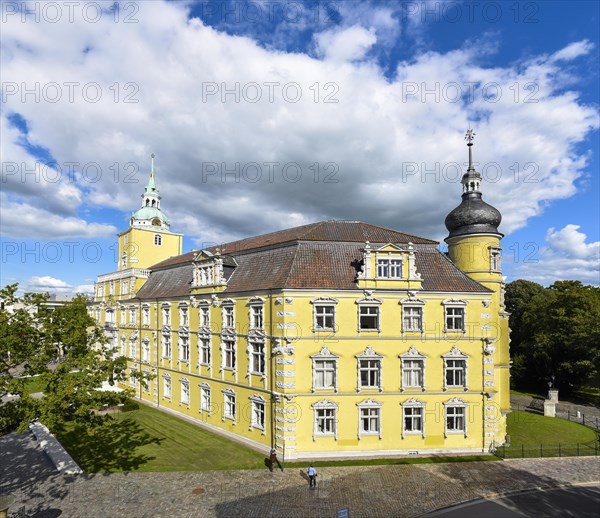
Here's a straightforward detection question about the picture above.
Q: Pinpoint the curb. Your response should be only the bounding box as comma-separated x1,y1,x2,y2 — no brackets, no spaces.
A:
29,420,83,474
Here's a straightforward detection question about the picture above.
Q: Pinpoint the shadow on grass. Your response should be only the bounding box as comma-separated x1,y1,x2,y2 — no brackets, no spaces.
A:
55,416,162,473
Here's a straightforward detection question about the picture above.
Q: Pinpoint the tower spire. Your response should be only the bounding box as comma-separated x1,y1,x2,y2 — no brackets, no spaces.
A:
465,128,475,171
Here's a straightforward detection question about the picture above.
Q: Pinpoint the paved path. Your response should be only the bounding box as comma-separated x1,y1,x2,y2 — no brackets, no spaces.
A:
511,394,600,429
1,432,599,518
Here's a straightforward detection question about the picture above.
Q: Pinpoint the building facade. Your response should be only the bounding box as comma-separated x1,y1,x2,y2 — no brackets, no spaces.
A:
92,136,510,460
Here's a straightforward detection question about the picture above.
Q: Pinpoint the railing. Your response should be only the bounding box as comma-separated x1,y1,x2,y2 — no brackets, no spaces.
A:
96,268,151,283
496,441,599,459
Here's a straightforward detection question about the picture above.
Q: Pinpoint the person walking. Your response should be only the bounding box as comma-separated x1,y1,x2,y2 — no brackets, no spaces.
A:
270,448,283,472
307,465,317,488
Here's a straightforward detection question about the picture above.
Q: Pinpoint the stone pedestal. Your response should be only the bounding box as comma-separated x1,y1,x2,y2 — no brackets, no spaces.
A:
544,399,556,417
548,389,559,402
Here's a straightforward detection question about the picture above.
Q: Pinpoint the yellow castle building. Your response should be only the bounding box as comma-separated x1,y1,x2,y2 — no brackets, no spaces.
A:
92,134,510,460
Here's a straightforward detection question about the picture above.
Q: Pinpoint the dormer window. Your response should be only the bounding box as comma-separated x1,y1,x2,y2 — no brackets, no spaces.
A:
152,218,161,226
377,258,402,278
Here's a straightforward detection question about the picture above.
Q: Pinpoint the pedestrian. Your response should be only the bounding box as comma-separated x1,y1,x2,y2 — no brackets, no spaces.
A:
307,464,317,488
270,448,282,472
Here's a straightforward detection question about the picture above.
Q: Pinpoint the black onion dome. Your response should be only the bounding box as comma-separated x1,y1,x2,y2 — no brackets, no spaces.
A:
445,191,502,239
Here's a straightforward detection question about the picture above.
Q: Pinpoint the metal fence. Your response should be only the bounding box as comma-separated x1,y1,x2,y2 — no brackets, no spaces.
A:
496,441,599,459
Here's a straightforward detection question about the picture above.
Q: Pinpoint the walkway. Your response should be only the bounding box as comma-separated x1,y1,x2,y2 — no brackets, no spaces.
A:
1,432,599,518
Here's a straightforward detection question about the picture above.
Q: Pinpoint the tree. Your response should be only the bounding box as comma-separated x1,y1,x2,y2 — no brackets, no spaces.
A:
0,284,145,433
506,279,600,394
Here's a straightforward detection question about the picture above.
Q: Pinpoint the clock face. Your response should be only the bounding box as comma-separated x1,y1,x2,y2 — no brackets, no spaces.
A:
152,218,161,226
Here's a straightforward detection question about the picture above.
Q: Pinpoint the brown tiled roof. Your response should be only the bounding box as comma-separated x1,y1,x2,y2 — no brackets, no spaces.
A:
134,242,490,300
149,220,437,270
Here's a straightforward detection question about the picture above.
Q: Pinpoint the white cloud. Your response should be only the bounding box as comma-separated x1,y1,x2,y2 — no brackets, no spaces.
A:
0,1,597,250
315,25,377,62
511,224,600,286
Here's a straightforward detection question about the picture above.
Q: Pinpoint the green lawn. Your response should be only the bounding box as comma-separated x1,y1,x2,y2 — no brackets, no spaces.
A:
55,402,266,473
500,410,599,458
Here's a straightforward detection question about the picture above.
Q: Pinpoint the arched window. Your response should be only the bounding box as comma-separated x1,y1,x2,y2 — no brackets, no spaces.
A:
152,199,156,207
154,234,162,246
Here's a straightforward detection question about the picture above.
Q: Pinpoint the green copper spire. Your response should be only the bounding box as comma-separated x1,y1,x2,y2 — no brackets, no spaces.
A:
145,153,158,194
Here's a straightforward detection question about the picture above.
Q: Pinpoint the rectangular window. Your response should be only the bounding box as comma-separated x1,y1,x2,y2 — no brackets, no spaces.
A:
359,306,379,330
315,408,336,435
403,306,423,332
250,342,265,374
360,407,380,434
162,335,171,359
315,305,335,330
377,258,402,278
180,337,190,362
129,308,136,325
201,386,211,412
490,248,501,271
142,307,150,326
224,394,236,420
120,308,126,325
404,406,423,433
446,406,465,432
142,341,150,362
402,360,424,389
252,400,265,429
446,307,465,331
162,306,171,325
106,310,115,324
223,340,236,370
129,339,136,358
359,359,380,389
181,382,190,405
223,306,234,328
199,306,210,327
120,337,126,356
129,368,137,387
314,360,336,389
180,306,189,326
163,377,172,398
200,337,211,365
445,359,466,387
250,305,263,329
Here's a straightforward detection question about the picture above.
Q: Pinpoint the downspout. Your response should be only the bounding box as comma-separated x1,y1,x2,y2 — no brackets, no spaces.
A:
269,289,275,451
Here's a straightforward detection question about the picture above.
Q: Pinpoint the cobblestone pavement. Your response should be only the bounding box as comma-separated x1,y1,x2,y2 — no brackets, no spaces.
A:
1,432,599,518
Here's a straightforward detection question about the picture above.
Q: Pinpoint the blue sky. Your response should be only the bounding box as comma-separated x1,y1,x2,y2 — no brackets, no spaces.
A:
1,0,599,294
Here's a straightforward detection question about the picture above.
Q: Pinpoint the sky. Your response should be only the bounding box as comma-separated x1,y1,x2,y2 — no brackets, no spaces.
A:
1,0,599,295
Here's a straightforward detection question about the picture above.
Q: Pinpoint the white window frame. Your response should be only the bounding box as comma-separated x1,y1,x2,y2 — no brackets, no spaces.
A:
400,346,427,391
179,335,190,363
249,394,266,432
154,234,162,246
311,297,338,332
444,398,468,437
142,338,150,362
400,297,426,333
120,335,126,356
443,299,467,333
443,346,469,391
129,336,136,358
490,246,501,272
313,400,338,440
163,375,172,399
222,388,236,422
199,334,211,367
199,382,211,414
162,304,171,326
249,341,265,375
162,332,172,359
248,297,265,330
180,378,190,406
377,257,403,279
199,303,210,328
129,368,137,387
128,306,136,326
222,338,236,371
142,305,150,326
356,346,383,392
222,303,235,329
179,304,189,327
357,398,382,439
401,398,425,438
310,346,339,392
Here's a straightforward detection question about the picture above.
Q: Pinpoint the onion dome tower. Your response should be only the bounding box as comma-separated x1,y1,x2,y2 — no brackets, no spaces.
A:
445,130,503,292
130,153,171,230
